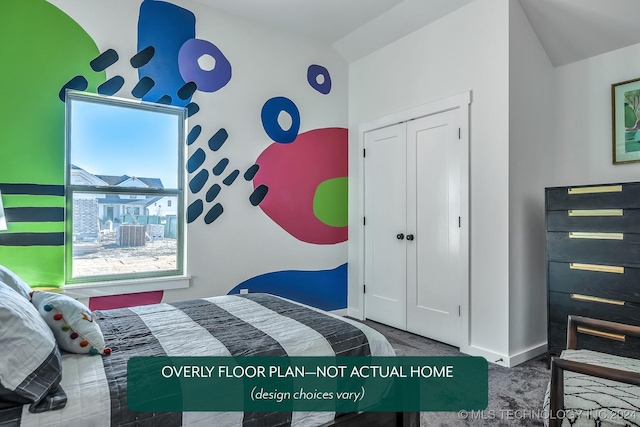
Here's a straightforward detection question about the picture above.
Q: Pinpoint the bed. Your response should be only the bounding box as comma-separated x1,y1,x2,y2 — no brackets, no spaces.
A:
0,292,419,427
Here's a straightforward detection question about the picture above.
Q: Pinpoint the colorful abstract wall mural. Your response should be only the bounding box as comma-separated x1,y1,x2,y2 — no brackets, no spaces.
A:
137,1,260,225
0,0,348,310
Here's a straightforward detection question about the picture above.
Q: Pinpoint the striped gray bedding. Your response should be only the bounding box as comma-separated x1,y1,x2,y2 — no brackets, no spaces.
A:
0,293,395,427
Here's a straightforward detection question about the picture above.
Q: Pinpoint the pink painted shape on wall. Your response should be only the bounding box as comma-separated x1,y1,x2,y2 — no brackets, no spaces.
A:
88,290,164,310
253,127,348,244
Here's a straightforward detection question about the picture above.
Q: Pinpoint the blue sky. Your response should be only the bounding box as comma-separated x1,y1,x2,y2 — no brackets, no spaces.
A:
70,98,180,189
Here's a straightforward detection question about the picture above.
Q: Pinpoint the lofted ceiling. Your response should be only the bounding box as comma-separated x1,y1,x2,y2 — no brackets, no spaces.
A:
191,0,640,66
518,0,640,67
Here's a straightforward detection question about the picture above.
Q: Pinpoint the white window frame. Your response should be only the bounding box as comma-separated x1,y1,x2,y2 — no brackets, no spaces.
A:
63,91,188,291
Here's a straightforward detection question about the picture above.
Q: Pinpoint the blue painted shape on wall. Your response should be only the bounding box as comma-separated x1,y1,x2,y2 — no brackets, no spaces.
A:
137,0,194,107
208,128,228,151
204,203,223,224
249,185,268,206
189,169,209,193
90,49,119,72
244,164,259,181
131,76,155,98
187,199,203,223
177,81,197,100
260,96,300,144
59,75,88,101
186,102,200,117
97,76,125,96
213,158,229,176
187,125,201,145
187,148,206,173
130,46,155,68
307,64,331,94
178,38,232,93
227,263,347,311
222,169,239,186
156,94,172,104
206,184,221,202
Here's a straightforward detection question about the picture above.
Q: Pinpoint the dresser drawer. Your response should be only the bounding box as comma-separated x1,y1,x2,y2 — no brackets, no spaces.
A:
548,262,640,303
547,209,640,233
548,291,640,326
548,320,640,358
547,183,640,210
547,232,640,267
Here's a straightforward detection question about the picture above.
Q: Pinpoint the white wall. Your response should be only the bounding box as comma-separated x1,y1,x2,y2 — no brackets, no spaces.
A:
553,42,640,186
507,0,555,362
348,0,511,360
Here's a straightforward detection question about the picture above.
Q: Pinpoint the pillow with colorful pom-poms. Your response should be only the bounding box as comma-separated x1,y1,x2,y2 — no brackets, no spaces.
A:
30,291,110,356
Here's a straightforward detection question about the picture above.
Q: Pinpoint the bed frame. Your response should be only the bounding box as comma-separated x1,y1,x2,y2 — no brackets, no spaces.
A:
322,411,419,427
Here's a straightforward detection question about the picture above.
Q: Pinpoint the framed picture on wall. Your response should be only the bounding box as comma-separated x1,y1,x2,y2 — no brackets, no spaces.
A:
612,77,640,164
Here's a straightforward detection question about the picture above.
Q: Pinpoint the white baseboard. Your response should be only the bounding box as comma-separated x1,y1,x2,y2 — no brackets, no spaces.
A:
462,345,510,367
462,342,547,367
507,342,548,367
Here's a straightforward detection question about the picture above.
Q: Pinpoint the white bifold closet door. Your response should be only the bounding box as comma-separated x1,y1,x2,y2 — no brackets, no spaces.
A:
364,109,462,348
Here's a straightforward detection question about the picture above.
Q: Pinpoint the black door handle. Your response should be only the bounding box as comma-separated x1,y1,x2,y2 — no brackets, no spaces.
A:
406,234,414,241
396,233,404,240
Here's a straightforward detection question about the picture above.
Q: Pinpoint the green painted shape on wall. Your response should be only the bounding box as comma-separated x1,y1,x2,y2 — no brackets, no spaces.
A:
0,0,105,286
2,195,65,208
313,177,348,227
6,222,65,233
0,247,65,288
0,0,105,185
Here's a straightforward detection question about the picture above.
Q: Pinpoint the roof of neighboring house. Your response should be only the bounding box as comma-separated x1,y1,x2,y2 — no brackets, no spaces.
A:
144,196,165,206
94,174,164,189
71,165,164,189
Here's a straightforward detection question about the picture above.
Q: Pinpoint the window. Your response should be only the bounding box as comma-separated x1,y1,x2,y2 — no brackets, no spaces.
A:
65,91,186,283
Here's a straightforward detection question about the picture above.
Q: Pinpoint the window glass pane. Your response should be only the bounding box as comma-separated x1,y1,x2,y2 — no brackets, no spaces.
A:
69,97,180,190
71,192,179,279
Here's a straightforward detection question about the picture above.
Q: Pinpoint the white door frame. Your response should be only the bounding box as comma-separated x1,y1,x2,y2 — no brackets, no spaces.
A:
355,91,471,352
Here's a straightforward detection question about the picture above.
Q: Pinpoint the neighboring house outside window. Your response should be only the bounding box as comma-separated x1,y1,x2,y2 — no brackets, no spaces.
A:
65,91,185,284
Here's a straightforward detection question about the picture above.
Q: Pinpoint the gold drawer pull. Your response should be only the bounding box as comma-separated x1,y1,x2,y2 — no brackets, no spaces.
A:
569,263,625,274
577,326,626,342
568,185,623,194
568,209,623,217
569,232,624,240
570,294,625,306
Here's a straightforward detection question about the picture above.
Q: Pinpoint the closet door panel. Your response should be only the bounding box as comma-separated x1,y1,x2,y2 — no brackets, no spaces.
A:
364,123,407,330
406,110,461,347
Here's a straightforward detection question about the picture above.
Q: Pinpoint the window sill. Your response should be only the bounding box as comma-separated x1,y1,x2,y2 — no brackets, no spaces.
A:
62,275,190,299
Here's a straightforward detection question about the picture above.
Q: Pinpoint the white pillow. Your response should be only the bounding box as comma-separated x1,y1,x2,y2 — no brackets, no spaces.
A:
0,264,32,300
0,283,66,412
30,291,109,356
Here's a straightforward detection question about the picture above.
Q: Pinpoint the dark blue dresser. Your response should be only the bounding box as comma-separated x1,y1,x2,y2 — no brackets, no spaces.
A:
546,182,640,357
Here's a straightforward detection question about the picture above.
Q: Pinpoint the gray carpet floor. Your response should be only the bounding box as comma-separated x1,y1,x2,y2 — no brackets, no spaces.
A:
361,320,550,426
